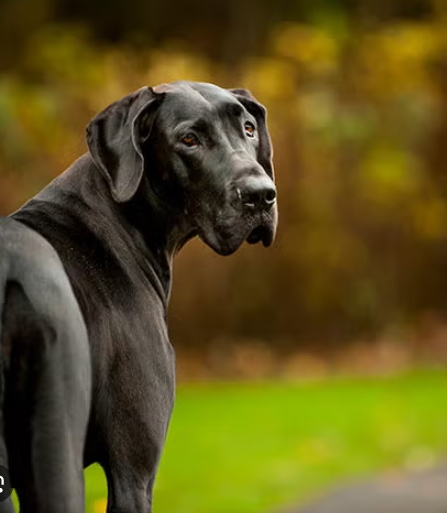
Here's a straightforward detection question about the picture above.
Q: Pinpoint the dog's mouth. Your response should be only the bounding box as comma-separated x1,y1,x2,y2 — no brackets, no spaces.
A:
246,224,275,247
195,203,278,255
198,221,275,255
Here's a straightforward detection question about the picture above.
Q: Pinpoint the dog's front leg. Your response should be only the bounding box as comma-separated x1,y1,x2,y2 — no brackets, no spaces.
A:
104,469,150,513
103,447,162,513
92,313,175,513
99,376,174,513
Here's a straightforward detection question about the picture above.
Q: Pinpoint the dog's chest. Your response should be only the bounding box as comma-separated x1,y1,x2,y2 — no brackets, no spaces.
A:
71,258,175,384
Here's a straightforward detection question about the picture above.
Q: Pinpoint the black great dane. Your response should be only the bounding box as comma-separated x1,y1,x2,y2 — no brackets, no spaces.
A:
2,81,278,512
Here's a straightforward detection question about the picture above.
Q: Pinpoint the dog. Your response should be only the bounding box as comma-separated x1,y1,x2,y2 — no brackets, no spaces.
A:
3,81,277,512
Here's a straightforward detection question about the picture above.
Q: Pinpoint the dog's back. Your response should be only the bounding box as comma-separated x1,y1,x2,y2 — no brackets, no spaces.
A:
0,217,91,513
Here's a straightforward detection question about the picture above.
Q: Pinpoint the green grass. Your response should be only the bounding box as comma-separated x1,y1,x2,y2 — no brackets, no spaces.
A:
81,369,447,512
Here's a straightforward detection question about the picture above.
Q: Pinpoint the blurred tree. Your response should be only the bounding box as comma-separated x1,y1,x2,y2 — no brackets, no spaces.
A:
2,0,447,353
0,0,437,71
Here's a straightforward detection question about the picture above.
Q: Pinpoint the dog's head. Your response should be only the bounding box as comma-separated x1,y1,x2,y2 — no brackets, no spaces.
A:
87,81,278,256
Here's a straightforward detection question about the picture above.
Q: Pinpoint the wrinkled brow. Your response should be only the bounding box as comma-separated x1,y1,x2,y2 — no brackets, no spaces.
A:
177,118,213,132
219,102,244,118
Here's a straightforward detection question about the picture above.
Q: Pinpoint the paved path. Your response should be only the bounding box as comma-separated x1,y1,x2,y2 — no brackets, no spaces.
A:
283,465,447,513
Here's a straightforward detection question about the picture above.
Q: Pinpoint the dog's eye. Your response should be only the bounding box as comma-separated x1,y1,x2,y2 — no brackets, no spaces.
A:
244,122,255,138
182,134,199,147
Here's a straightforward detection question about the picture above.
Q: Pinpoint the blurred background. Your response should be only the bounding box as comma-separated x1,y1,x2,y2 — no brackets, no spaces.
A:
3,0,447,512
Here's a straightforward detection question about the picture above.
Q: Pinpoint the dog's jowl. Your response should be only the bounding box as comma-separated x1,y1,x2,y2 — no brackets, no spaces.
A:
1,81,277,512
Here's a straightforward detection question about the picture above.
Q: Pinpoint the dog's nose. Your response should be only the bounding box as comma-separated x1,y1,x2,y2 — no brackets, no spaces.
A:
240,178,277,210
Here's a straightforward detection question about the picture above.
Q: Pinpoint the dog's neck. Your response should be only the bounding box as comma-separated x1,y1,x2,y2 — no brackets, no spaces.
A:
30,153,196,304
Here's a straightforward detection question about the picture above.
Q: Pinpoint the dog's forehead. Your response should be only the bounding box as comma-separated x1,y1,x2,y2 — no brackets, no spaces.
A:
155,82,243,124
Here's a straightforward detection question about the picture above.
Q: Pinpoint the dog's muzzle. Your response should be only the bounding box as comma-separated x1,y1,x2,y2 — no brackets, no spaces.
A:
236,175,277,247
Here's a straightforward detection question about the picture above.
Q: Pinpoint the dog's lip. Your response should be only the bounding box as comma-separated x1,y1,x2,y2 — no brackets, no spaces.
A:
195,207,276,253
246,224,274,247
246,226,263,245
196,224,242,256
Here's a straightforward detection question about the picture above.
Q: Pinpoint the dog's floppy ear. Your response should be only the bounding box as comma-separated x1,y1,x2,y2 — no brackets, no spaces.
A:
229,88,274,180
86,86,164,203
